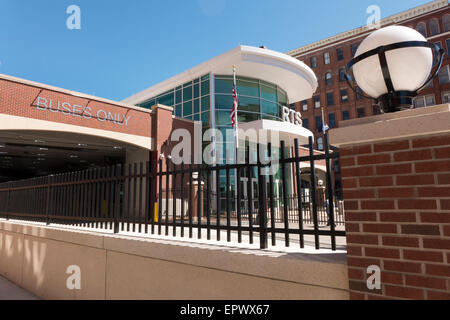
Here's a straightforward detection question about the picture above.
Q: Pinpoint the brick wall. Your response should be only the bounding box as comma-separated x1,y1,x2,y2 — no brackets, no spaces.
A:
0,77,152,138
341,133,450,300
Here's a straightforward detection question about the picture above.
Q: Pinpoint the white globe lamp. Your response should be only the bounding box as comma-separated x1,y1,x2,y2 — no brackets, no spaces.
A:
346,26,445,113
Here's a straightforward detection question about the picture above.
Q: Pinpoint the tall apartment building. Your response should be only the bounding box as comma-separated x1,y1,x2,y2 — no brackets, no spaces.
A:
287,0,450,150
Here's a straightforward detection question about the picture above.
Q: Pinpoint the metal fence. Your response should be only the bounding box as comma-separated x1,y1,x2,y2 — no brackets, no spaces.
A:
0,133,345,250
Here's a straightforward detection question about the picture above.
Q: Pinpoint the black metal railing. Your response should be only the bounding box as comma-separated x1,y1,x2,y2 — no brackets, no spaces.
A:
0,134,345,250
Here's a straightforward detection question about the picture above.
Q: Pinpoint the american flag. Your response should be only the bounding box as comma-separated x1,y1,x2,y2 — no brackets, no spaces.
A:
230,85,238,128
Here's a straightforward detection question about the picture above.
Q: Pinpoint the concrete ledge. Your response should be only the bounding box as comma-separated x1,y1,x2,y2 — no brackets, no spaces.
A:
331,104,450,147
0,219,349,300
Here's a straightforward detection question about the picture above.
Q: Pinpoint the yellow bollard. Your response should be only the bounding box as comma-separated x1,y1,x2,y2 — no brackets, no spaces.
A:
154,202,159,222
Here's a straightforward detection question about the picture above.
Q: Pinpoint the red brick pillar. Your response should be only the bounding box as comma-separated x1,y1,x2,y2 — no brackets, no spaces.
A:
330,105,450,300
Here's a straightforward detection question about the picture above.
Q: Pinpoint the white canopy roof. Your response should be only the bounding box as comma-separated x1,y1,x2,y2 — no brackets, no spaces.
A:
123,45,318,105
239,119,314,147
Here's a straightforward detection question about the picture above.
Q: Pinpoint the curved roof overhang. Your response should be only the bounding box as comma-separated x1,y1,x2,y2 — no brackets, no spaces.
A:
123,45,318,105
238,119,314,146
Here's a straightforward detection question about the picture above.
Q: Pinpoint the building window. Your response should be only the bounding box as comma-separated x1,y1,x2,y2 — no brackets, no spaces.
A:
329,113,336,128
430,18,440,36
325,72,332,86
342,110,350,120
357,107,366,118
442,91,450,104
327,92,334,106
303,118,309,129
416,22,427,37
356,86,363,100
444,14,450,32
373,105,382,115
317,138,324,151
434,42,442,65
315,116,322,132
414,95,436,108
324,52,330,65
339,69,346,82
351,43,359,57
446,39,450,57
337,48,344,61
439,65,450,85
314,95,321,108
310,56,317,68
340,89,348,103
289,103,296,110
302,100,308,111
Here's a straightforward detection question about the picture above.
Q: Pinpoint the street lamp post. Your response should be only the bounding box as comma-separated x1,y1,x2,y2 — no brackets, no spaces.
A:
346,26,445,113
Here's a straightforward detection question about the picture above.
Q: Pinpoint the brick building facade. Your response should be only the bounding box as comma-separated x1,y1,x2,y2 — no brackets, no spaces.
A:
288,0,450,150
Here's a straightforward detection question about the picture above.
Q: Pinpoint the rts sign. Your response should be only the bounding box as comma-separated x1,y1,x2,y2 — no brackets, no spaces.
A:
282,106,303,126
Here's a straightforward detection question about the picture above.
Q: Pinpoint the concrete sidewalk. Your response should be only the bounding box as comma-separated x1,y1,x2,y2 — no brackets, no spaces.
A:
0,277,39,300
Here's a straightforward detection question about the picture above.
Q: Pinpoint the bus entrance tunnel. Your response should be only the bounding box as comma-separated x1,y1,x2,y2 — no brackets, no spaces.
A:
0,130,147,182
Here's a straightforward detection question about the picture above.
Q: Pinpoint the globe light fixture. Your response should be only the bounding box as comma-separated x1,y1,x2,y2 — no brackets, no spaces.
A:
346,26,445,113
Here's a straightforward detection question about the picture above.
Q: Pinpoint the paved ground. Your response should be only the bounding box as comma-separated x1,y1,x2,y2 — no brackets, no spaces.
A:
0,276,38,300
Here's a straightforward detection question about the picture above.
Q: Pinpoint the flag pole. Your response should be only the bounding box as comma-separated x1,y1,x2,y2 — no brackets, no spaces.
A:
233,65,239,152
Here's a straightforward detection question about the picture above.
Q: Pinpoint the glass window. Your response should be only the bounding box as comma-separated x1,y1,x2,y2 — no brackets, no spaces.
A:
277,88,287,106
324,52,330,65
340,89,348,103
215,94,233,110
183,85,192,101
356,86,363,100
351,43,359,57
439,65,450,85
261,83,277,102
317,138,324,151
430,19,440,36
416,22,427,37
303,118,309,129
215,78,233,94
434,42,442,65
373,105,382,115
175,104,182,117
339,69,346,82
314,96,321,108
310,56,317,68
342,110,350,120
442,91,450,104
325,72,332,85
157,91,174,107
446,39,450,56
237,79,259,97
201,74,210,81
194,99,200,114
327,92,334,106
302,100,308,111
238,96,260,113
201,80,210,96
261,100,278,116
201,111,210,125
315,116,322,131
194,83,200,99
238,112,260,123
414,95,435,108
357,107,366,118
183,101,193,117
329,113,336,128
175,90,182,104
337,48,344,61
201,96,210,112
444,15,450,32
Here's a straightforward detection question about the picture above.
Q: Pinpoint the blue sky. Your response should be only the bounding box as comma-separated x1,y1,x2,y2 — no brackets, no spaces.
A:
0,0,431,101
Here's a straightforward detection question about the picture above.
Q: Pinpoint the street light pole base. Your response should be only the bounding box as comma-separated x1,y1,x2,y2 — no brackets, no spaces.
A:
377,91,416,113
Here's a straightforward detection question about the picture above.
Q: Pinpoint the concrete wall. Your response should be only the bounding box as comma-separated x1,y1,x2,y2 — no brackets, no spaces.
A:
0,220,349,300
